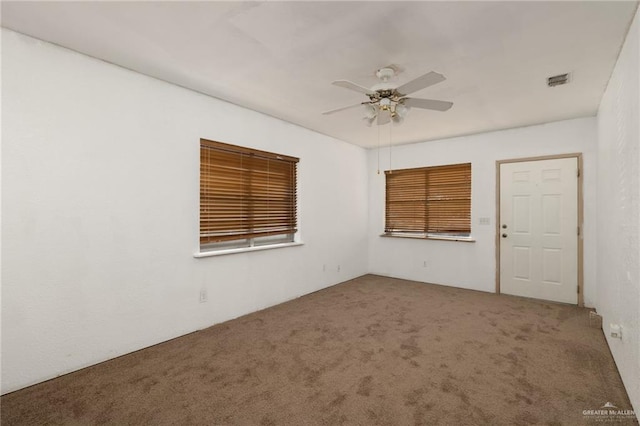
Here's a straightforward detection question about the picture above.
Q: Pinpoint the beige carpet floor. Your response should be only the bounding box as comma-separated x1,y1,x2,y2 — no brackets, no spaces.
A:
1,274,636,425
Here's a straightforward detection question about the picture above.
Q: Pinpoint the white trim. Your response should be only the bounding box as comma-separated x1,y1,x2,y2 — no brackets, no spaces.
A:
194,241,304,258
380,233,476,243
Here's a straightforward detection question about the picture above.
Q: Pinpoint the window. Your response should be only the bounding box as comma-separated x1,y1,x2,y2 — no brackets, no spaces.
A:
199,139,299,252
384,163,471,238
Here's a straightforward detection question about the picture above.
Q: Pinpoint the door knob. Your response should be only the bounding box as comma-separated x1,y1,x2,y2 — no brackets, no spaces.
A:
502,233,508,238
502,224,507,229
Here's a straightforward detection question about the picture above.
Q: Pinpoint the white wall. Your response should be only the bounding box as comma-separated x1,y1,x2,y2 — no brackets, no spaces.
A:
1,29,369,394
596,8,640,412
368,118,598,306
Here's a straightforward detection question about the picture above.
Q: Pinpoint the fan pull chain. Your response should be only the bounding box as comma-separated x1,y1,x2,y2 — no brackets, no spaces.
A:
388,121,393,173
377,123,381,174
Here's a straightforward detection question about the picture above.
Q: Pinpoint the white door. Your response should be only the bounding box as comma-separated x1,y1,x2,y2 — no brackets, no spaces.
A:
499,157,578,304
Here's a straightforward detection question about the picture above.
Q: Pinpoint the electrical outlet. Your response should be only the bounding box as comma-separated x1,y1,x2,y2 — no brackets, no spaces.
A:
423,260,428,268
199,288,208,303
610,324,622,339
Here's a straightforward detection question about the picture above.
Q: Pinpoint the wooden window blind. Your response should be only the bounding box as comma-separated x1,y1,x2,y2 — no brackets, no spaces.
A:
385,163,471,235
200,139,299,245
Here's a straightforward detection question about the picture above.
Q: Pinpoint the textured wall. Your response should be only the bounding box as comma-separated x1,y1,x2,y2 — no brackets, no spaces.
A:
596,8,640,413
367,118,598,305
1,29,369,393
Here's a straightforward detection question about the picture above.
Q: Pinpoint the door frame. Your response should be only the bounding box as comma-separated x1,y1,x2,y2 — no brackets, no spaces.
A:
495,153,584,307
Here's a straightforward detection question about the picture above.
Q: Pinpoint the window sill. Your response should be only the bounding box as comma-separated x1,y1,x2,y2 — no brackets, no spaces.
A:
194,241,304,258
380,233,476,243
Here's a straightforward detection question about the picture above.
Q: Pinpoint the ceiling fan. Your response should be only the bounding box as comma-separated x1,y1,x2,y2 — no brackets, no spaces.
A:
322,67,453,126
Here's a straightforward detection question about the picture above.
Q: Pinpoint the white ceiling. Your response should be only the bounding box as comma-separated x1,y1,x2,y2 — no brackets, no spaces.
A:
2,1,638,148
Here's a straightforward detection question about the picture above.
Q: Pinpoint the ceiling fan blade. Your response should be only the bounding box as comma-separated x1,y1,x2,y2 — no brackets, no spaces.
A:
322,102,365,115
332,80,374,95
403,98,453,111
377,109,391,125
395,71,446,96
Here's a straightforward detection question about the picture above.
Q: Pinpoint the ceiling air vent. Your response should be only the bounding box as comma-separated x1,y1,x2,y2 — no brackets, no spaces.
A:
547,73,571,87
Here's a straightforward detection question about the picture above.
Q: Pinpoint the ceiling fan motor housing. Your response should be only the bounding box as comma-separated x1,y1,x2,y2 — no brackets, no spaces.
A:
376,67,396,81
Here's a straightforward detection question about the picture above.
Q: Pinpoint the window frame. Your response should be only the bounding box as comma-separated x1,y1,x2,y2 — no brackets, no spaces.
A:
197,139,300,255
383,162,473,241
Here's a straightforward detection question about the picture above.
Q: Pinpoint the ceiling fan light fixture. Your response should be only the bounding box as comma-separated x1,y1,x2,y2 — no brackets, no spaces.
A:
363,104,377,119
391,113,404,126
395,103,410,119
363,115,376,127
